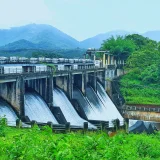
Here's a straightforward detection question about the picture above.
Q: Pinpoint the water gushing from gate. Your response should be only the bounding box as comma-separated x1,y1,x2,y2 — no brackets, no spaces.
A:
0,98,17,126
25,91,58,124
53,88,95,128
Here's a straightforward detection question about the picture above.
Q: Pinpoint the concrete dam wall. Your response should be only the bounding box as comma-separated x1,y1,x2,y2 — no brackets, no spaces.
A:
0,64,124,127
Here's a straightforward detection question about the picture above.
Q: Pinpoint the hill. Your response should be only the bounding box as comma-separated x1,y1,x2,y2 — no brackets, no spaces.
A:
0,39,38,50
80,30,132,49
143,31,160,42
80,30,160,49
0,48,86,58
0,24,79,49
0,25,136,50
1,24,160,52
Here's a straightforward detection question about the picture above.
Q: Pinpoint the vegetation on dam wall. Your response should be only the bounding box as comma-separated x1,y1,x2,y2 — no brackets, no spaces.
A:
102,34,160,105
0,121,160,160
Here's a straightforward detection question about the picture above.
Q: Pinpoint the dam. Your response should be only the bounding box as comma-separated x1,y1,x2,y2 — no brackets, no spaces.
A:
0,53,126,128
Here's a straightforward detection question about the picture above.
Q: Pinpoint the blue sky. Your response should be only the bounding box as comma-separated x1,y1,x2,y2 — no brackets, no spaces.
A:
0,0,160,40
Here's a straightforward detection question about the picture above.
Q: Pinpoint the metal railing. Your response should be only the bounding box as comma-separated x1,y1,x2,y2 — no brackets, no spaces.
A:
123,105,160,113
0,65,105,75
5,119,127,133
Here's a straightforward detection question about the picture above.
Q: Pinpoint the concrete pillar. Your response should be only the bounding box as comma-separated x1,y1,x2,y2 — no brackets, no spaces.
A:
106,55,108,65
41,78,46,101
103,53,106,67
124,118,129,133
40,79,43,95
83,122,88,133
47,121,53,128
100,122,106,131
65,122,70,133
63,76,68,93
68,73,73,99
112,56,114,65
93,71,97,91
110,56,112,65
31,120,37,128
113,119,120,132
16,119,22,128
44,78,48,102
102,70,106,89
93,55,96,61
16,76,25,117
108,55,111,65
105,75,112,96
86,72,89,86
46,74,53,108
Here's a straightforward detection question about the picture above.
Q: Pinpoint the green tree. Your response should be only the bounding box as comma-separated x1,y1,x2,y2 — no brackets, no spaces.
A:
101,36,136,59
125,34,158,51
120,49,160,104
101,34,160,105
126,50,160,73
141,64,160,84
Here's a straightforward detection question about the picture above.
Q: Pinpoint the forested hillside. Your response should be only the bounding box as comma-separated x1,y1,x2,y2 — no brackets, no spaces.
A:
0,24,79,49
0,48,86,58
101,34,160,105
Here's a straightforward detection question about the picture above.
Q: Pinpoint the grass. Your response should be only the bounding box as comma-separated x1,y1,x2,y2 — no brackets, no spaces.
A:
0,122,160,160
120,73,160,105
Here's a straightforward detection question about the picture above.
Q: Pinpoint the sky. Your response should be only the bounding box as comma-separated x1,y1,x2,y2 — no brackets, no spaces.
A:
0,0,160,41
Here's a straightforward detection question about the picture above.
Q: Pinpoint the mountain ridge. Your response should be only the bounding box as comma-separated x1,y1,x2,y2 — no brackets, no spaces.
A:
0,24,80,49
0,24,160,50
80,30,133,48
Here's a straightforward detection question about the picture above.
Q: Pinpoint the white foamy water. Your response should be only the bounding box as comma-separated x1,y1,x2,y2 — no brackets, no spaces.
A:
97,82,123,121
73,87,107,120
0,99,17,126
86,85,117,121
53,88,96,128
25,91,58,124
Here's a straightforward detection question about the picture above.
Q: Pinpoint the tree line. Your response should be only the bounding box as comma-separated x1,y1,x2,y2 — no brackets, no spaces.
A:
101,34,160,105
